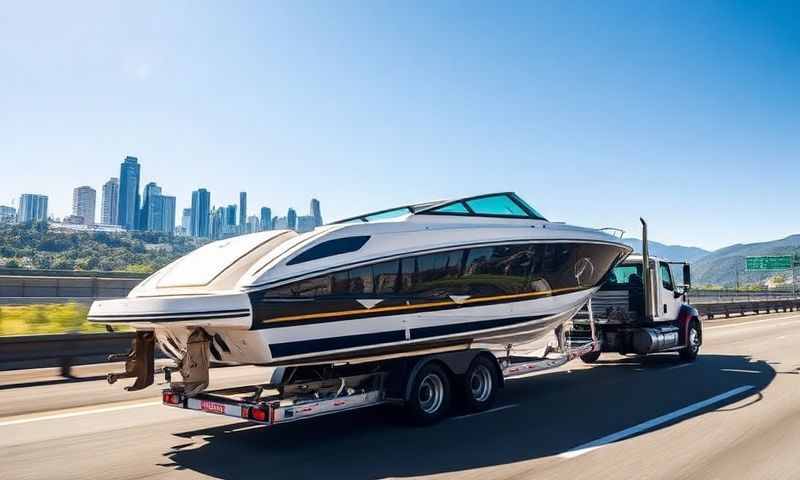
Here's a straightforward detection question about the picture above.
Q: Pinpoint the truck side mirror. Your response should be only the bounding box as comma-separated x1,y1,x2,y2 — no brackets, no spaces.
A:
683,264,691,287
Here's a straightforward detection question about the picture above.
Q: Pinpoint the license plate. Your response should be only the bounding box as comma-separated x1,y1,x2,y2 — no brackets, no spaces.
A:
200,400,226,415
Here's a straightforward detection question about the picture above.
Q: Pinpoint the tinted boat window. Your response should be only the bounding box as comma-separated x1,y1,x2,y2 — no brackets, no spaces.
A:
400,257,416,292
373,260,400,294
287,236,371,265
364,208,411,222
331,270,350,295
463,245,534,294
412,250,464,296
348,266,373,294
465,195,527,216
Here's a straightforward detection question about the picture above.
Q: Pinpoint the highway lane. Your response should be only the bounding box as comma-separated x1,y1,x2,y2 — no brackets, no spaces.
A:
0,312,798,480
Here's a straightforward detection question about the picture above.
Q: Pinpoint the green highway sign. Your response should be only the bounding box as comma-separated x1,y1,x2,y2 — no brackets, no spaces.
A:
745,255,793,271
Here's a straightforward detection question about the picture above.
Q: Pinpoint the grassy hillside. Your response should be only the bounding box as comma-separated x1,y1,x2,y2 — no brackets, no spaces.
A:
0,223,206,273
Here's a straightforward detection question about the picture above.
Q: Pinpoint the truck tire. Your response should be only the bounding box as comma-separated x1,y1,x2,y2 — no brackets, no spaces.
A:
580,350,602,364
679,321,701,362
405,363,452,425
462,355,499,413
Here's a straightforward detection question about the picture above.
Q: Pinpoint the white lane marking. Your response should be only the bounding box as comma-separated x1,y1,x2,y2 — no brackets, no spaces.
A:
663,363,692,371
558,385,755,459
721,369,762,374
450,403,518,420
706,314,800,330
0,401,161,427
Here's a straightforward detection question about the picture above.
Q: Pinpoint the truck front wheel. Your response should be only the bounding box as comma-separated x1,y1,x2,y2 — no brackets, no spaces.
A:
679,321,701,362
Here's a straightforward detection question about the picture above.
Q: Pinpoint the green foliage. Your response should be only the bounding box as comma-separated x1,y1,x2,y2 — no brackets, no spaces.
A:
0,223,206,273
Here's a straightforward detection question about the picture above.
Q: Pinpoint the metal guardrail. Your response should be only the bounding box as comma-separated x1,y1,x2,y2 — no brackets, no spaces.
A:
0,332,135,373
690,289,797,304
695,298,800,319
0,275,142,301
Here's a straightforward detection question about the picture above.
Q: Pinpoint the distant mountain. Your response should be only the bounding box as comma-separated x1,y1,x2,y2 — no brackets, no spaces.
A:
689,234,800,287
621,238,710,263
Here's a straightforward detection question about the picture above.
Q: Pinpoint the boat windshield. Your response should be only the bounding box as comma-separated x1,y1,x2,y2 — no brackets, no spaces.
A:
331,192,547,224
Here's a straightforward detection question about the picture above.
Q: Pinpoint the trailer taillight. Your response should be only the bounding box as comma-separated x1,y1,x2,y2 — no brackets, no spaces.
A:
251,407,268,422
163,391,182,405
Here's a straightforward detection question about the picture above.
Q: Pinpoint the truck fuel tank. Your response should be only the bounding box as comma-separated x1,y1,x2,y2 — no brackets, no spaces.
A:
632,326,680,354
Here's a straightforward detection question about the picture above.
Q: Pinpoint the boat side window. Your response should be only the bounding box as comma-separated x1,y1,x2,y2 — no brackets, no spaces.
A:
465,195,527,216
409,250,465,296
463,245,534,294
399,257,416,292
348,266,374,294
659,262,674,291
373,260,400,294
286,236,371,266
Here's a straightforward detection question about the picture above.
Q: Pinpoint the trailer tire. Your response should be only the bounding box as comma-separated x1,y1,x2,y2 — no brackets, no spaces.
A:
679,320,701,362
580,350,602,364
405,363,452,425
461,355,499,413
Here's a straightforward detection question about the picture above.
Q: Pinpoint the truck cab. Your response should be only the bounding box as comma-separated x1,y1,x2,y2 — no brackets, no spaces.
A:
572,220,702,362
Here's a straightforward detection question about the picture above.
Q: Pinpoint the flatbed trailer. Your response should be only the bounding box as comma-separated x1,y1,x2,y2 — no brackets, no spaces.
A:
160,302,601,426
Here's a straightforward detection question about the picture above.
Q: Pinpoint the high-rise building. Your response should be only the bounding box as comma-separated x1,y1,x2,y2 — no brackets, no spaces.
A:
101,177,119,225
310,198,323,226
273,216,288,230
139,182,162,230
210,207,225,240
247,215,260,234
260,207,272,231
17,194,48,223
72,186,96,225
0,205,16,224
146,193,175,234
180,208,192,235
287,208,297,231
296,215,316,233
225,204,237,227
190,188,211,238
117,156,141,230
239,192,247,228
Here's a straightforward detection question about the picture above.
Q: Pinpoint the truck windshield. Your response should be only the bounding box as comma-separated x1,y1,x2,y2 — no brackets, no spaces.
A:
602,264,643,290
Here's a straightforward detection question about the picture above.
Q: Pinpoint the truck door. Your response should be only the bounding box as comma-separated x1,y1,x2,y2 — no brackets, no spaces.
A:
658,262,680,321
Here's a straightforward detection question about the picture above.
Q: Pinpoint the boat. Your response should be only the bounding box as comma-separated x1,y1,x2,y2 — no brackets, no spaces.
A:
89,192,631,392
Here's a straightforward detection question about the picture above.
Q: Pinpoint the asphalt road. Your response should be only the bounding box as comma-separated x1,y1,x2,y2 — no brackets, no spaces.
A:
1,312,799,480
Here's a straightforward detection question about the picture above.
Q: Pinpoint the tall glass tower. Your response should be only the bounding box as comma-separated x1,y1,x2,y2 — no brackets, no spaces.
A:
191,188,211,238
310,198,322,226
117,156,141,230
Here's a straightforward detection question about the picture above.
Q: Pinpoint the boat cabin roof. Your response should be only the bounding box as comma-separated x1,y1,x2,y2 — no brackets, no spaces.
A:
331,192,547,224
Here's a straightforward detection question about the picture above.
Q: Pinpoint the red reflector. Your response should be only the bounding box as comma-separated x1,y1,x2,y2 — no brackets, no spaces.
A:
241,406,251,418
163,392,181,405
251,407,267,422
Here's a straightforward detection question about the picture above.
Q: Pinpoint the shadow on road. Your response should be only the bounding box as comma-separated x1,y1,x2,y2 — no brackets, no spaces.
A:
162,354,774,479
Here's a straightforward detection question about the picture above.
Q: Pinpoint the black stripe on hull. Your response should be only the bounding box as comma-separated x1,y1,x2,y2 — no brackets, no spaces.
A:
269,330,406,358
410,314,548,340
88,308,250,319
267,314,552,360
89,312,250,323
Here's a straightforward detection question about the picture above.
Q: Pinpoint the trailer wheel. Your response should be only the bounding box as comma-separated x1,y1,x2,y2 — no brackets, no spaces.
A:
405,363,451,425
679,321,701,362
462,356,499,413
580,350,602,364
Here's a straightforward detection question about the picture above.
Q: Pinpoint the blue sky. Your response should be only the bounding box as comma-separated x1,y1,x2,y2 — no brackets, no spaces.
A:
1,1,798,250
